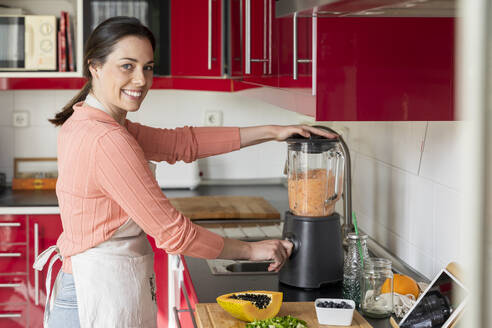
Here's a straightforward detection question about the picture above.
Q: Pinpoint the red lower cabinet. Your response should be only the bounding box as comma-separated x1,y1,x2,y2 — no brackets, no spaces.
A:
1,214,171,328
27,215,63,328
147,236,169,328
0,215,29,327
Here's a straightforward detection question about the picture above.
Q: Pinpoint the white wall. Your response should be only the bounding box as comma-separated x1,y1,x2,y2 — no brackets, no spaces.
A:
326,121,464,279
0,89,304,182
0,89,462,279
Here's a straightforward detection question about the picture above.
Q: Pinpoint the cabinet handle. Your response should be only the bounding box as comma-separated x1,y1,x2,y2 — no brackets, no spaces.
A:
312,10,317,96
293,12,313,80
245,0,251,74
0,253,21,257
268,0,272,75
34,223,39,306
208,0,212,70
173,306,183,328
0,283,22,288
0,313,22,318
0,222,21,227
263,0,267,74
245,0,271,75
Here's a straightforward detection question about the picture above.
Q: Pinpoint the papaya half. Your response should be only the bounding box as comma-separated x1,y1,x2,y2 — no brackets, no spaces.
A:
216,290,283,322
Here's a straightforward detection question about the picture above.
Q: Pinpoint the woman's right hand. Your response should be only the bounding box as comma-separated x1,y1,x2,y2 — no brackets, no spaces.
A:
218,238,293,272
248,239,293,272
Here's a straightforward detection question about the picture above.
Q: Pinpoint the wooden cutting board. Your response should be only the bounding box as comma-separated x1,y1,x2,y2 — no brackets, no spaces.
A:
168,196,280,220
195,302,373,328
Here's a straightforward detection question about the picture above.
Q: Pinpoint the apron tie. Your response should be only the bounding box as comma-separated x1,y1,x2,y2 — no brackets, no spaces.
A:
33,245,63,328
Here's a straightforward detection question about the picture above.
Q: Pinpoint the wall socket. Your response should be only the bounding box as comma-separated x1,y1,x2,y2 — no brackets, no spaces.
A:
204,110,223,126
12,111,29,127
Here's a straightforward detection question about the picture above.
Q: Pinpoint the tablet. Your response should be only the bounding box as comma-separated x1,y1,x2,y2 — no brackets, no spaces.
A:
396,266,467,328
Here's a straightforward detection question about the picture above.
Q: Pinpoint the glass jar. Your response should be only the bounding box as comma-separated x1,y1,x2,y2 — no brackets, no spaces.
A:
361,258,393,318
342,232,370,308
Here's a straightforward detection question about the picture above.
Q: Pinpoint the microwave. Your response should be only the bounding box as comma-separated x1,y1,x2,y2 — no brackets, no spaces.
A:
0,15,57,71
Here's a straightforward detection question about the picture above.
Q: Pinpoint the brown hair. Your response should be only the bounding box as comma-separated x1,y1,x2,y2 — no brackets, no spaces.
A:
49,16,156,126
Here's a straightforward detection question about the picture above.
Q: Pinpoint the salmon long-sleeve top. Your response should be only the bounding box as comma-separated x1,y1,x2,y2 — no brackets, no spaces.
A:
56,102,241,273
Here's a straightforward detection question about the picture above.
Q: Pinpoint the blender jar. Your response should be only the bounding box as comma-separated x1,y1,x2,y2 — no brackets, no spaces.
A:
286,134,344,217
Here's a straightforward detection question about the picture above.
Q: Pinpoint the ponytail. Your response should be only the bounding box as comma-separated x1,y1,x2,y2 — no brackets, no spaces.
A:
49,81,91,126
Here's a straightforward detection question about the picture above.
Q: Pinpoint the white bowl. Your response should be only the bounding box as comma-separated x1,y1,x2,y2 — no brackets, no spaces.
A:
314,298,355,326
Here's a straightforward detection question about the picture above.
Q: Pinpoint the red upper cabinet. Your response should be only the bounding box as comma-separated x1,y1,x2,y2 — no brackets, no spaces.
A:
241,1,455,121
316,17,454,121
171,0,223,77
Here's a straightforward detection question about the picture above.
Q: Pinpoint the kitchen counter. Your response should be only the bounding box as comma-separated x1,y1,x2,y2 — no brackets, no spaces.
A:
1,184,420,327
184,256,392,328
0,183,288,208
0,183,289,215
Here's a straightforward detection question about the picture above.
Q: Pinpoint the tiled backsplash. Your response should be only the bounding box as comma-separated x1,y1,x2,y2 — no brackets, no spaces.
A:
0,89,463,279
328,121,464,279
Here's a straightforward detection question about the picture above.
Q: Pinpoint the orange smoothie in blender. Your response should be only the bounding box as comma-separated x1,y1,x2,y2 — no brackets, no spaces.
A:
288,168,341,217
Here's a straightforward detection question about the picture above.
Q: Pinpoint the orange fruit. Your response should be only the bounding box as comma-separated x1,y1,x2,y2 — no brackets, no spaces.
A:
380,274,419,299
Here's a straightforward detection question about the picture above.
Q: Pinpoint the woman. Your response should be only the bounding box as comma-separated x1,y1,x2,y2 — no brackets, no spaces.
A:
34,16,335,328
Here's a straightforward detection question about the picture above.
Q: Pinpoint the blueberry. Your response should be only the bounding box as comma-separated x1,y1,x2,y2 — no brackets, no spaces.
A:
340,301,346,307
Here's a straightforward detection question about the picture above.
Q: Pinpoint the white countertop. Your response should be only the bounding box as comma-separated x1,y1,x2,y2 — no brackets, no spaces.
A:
0,207,60,215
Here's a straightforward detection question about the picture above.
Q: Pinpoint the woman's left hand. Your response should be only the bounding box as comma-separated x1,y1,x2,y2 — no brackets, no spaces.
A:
239,124,338,148
273,125,337,141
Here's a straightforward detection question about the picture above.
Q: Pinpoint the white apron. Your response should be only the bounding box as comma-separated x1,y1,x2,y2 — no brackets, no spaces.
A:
33,164,158,328
33,219,157,328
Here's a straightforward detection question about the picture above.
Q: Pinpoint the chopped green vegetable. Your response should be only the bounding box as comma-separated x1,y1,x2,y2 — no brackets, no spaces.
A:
245,315,308,328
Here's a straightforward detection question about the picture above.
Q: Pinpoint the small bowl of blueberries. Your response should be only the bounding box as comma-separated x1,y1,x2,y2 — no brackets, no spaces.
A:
314,298,355,326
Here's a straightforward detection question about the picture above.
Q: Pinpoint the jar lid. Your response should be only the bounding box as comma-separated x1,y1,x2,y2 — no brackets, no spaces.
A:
347,232,368,240
286,126,340,154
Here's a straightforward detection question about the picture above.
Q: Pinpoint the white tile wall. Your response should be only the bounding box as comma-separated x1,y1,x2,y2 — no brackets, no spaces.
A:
419,121,465,190
0,91,14,126
0,89,301,182
330,121,463,279
128,90,302,180
0,88,464,280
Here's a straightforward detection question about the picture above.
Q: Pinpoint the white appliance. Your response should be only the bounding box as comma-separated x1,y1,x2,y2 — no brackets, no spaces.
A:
0,15,57,71
154,161,200,190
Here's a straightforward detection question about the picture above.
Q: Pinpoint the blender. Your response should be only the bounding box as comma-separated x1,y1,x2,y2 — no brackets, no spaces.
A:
279,126,353,288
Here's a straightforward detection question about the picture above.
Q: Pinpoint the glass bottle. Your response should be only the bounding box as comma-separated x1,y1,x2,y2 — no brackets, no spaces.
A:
342,232,369,308
361,258,394,318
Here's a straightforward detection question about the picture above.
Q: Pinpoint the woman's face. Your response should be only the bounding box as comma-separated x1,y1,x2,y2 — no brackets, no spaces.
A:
90,35,154,115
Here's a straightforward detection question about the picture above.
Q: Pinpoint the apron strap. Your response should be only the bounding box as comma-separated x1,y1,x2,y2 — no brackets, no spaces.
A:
33,245,63,328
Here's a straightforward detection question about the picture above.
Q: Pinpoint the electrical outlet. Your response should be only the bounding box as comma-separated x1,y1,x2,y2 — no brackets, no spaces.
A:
204,110,223,126
12,111,29,127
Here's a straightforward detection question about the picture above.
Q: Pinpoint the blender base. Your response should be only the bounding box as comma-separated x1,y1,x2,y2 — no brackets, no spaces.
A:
279,211,344,289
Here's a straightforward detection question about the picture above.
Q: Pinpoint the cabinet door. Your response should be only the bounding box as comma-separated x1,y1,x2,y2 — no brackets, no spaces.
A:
277,14,313,94
147,236,169,328
0,304,28,328
175,256,197,328
242,0,277,86
316,17,455,121
228,0,243,77
0,215,28,275
171,0,223,77
0,216,27,244
27,215,63,328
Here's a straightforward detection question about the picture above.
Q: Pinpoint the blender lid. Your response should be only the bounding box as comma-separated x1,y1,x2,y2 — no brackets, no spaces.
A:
286,128,339,153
